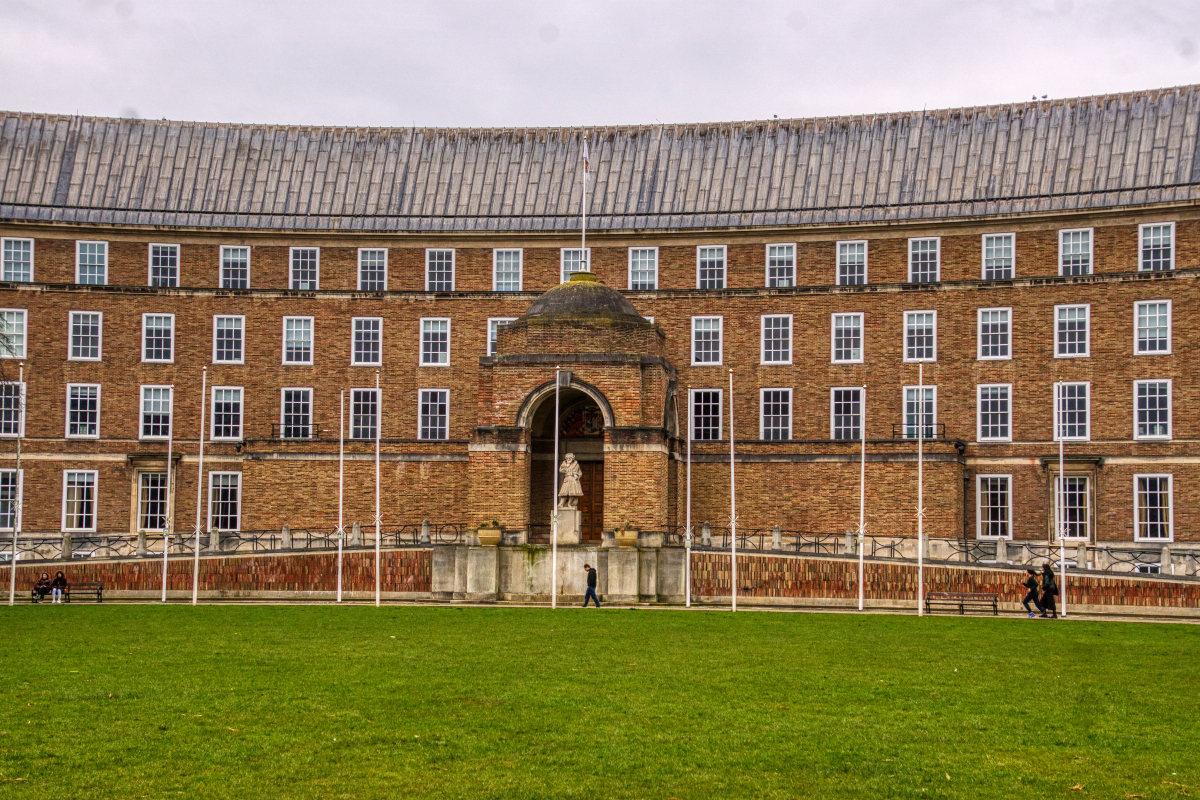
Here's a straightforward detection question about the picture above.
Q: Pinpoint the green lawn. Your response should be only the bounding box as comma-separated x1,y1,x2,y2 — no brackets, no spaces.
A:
0,606,1197,799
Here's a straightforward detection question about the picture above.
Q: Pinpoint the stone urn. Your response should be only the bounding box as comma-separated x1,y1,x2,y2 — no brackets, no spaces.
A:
615,528,639,548
476,527,502,547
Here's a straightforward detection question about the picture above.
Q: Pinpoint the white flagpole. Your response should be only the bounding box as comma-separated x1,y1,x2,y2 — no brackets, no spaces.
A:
192,369,206,605
162,383,175,604
1057,382,1067,617
729,370,737,613
685,410,692,609
580,137,589,268
858,385,866,612
917,364,925,617
551,369,560,609
7,363,22,606
337,389,344,604
374,372,381,608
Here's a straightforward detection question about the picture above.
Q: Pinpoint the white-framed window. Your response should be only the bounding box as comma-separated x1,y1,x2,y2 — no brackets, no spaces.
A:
697,245,726,289
904,311,936,362
629,247,658,290
977,307,1011,360
76,241,107,285
426,248,454,292
140,385,173,440
1054,382,1090,441
831,313,863,363
493,249,523,291
208,472,242,532
220,245,250,289
420,318,450,366
562,248,591,281
1134,379,1171,440
137,472,168,532
290,247,320,290
982,233,1015,280
1134,474,1173,541
977,384,1011,442
0,309,26,359
69,311,102,361
1,238,33,282
0,469,22,531
148,243,179,287
976,475,1012,539
141,313,175,363
0,382,24,437
908,237,940,283
766,243,795,288
1054,476,1090,540
760,388,792,440
902,385,936,439
830,387,861,441
1139,222,1174,272
689,389,722,441
1059,228,1092,276
1054,304,1090,357
62,470,97,532
283,317,314,365
691,316,723,365
281,388,313,439
350,388,379,440
760,314,792,365
352,317,383,366
1134,300,1171,354
487,317,516,357
213,315,244,364
837,241,867,286
211,386,243,441
358,248,388,291
66,384,100,439
419,389,449,440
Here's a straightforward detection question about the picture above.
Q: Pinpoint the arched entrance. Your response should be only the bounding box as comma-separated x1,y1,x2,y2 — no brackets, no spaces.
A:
528,388,606,543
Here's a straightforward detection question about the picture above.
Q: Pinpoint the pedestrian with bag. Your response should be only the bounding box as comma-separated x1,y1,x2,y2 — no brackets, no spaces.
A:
1040,563,1059,619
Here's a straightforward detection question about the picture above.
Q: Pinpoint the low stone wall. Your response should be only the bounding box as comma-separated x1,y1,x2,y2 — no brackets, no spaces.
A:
10,548,432,599
691,551,1200,614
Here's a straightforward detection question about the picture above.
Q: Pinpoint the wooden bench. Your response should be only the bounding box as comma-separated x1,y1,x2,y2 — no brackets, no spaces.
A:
65,582,104,603
925,591,998,615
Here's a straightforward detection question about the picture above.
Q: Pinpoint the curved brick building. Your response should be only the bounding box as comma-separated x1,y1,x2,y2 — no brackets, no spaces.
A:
0,85,1198,556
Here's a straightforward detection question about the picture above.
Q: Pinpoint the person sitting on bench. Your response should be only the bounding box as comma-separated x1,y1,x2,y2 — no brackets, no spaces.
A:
32,572,51,603
51,571,67,604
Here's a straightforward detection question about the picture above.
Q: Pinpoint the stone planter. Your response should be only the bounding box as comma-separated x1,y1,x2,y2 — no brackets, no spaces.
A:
476,529,502,547
614,529,639,548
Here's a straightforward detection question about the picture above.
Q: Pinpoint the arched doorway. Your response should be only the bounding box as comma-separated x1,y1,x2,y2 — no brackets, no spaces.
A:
528,388,606,543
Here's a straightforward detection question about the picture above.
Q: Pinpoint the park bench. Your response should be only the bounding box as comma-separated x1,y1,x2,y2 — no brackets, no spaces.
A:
65,582,104,603
924,591,998,616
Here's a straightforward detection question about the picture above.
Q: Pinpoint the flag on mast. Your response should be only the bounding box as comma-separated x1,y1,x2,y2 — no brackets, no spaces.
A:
582,139,590,182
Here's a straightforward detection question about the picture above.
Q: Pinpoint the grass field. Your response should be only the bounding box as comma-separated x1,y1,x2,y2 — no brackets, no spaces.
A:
1,606,1198,799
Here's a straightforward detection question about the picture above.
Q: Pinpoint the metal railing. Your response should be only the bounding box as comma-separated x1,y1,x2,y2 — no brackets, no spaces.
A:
890,422,947,440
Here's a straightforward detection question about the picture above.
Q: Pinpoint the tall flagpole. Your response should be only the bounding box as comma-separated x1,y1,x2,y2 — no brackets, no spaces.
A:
1057,382,1067,618
162,383,175,604
580,137,589,269
917,364,925,617
685,408,692,609
551,369,561,609
337,389,344,604
374,371,381,608
192,370,206,605
858,385,866,612
7,363,23,606
729,370,737,613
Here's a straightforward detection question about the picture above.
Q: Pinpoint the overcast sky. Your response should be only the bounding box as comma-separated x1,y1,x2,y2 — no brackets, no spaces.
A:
1,0,1198,128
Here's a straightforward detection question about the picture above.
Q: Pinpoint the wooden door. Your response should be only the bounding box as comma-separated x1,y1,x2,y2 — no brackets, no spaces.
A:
579,461,604,541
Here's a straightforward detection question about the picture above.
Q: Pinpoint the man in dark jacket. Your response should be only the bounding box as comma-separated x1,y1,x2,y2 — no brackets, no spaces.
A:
1021,567,1043,618
582,564,600,608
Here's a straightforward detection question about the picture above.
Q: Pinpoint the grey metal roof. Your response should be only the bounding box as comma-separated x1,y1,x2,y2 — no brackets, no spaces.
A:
3,85,1200,233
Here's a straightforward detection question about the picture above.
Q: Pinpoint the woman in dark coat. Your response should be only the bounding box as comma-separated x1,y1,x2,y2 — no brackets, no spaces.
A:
51,571,67,604
31,572,51,603
1040,563,1059,619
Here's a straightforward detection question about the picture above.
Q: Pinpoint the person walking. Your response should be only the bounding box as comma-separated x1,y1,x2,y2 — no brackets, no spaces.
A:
1040,563,1059,619
51,571,67,604
582,563,600,608
1021,567,1043,618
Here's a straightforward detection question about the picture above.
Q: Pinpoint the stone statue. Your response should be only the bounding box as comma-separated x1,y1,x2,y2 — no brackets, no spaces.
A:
557,453,583,509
